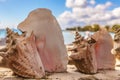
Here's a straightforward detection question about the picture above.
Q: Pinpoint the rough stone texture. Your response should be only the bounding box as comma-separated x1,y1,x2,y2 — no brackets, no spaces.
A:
18,8,68,72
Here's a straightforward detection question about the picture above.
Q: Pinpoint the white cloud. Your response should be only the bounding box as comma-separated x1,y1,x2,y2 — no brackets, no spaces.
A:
107,18,120,25
66,0,74,8
90,0,95,5
66,0,87,8
58,0,120,29
95,2,112,10
112,7,120,17
106,1,112,7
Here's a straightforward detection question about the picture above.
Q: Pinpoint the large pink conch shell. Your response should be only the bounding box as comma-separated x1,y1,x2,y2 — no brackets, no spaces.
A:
18,8,68,72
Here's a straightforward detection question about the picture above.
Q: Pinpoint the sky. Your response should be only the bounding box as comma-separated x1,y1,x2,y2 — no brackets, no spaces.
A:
0,0,120,29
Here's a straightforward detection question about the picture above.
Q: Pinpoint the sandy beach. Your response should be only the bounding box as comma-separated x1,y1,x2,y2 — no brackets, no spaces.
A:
0,0,120,79
0,45,119,80
0,65,120,80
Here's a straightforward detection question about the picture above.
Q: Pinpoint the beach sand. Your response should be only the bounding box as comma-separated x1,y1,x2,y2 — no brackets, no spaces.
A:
0,45,120,80
0,65,120,80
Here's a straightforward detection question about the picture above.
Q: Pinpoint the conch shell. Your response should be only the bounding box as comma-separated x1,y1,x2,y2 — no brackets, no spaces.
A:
0,28,45,78
112,28,120,59
69,31,97,74
18,8,68,72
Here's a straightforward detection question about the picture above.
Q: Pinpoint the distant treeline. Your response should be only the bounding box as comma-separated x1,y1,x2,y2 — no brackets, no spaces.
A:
65,24,120,32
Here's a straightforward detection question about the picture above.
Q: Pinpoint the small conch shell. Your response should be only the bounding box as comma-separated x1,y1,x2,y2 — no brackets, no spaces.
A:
0,28,45,78
69,31,97,74
112,28,120,60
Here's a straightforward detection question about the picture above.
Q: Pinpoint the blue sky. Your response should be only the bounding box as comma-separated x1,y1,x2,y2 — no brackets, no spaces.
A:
0,0,120,29
0,0,66,28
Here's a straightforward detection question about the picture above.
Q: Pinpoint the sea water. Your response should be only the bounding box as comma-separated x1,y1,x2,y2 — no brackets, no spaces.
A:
0,29,22,38
0,29,114,44
63,31,94,44
63,31,114,44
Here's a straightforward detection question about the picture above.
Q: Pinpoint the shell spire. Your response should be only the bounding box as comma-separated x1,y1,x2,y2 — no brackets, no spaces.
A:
69,29,97,74
73,31,84,45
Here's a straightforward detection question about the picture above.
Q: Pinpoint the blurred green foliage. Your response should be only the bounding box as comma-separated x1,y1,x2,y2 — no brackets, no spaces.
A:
66,24,120,32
